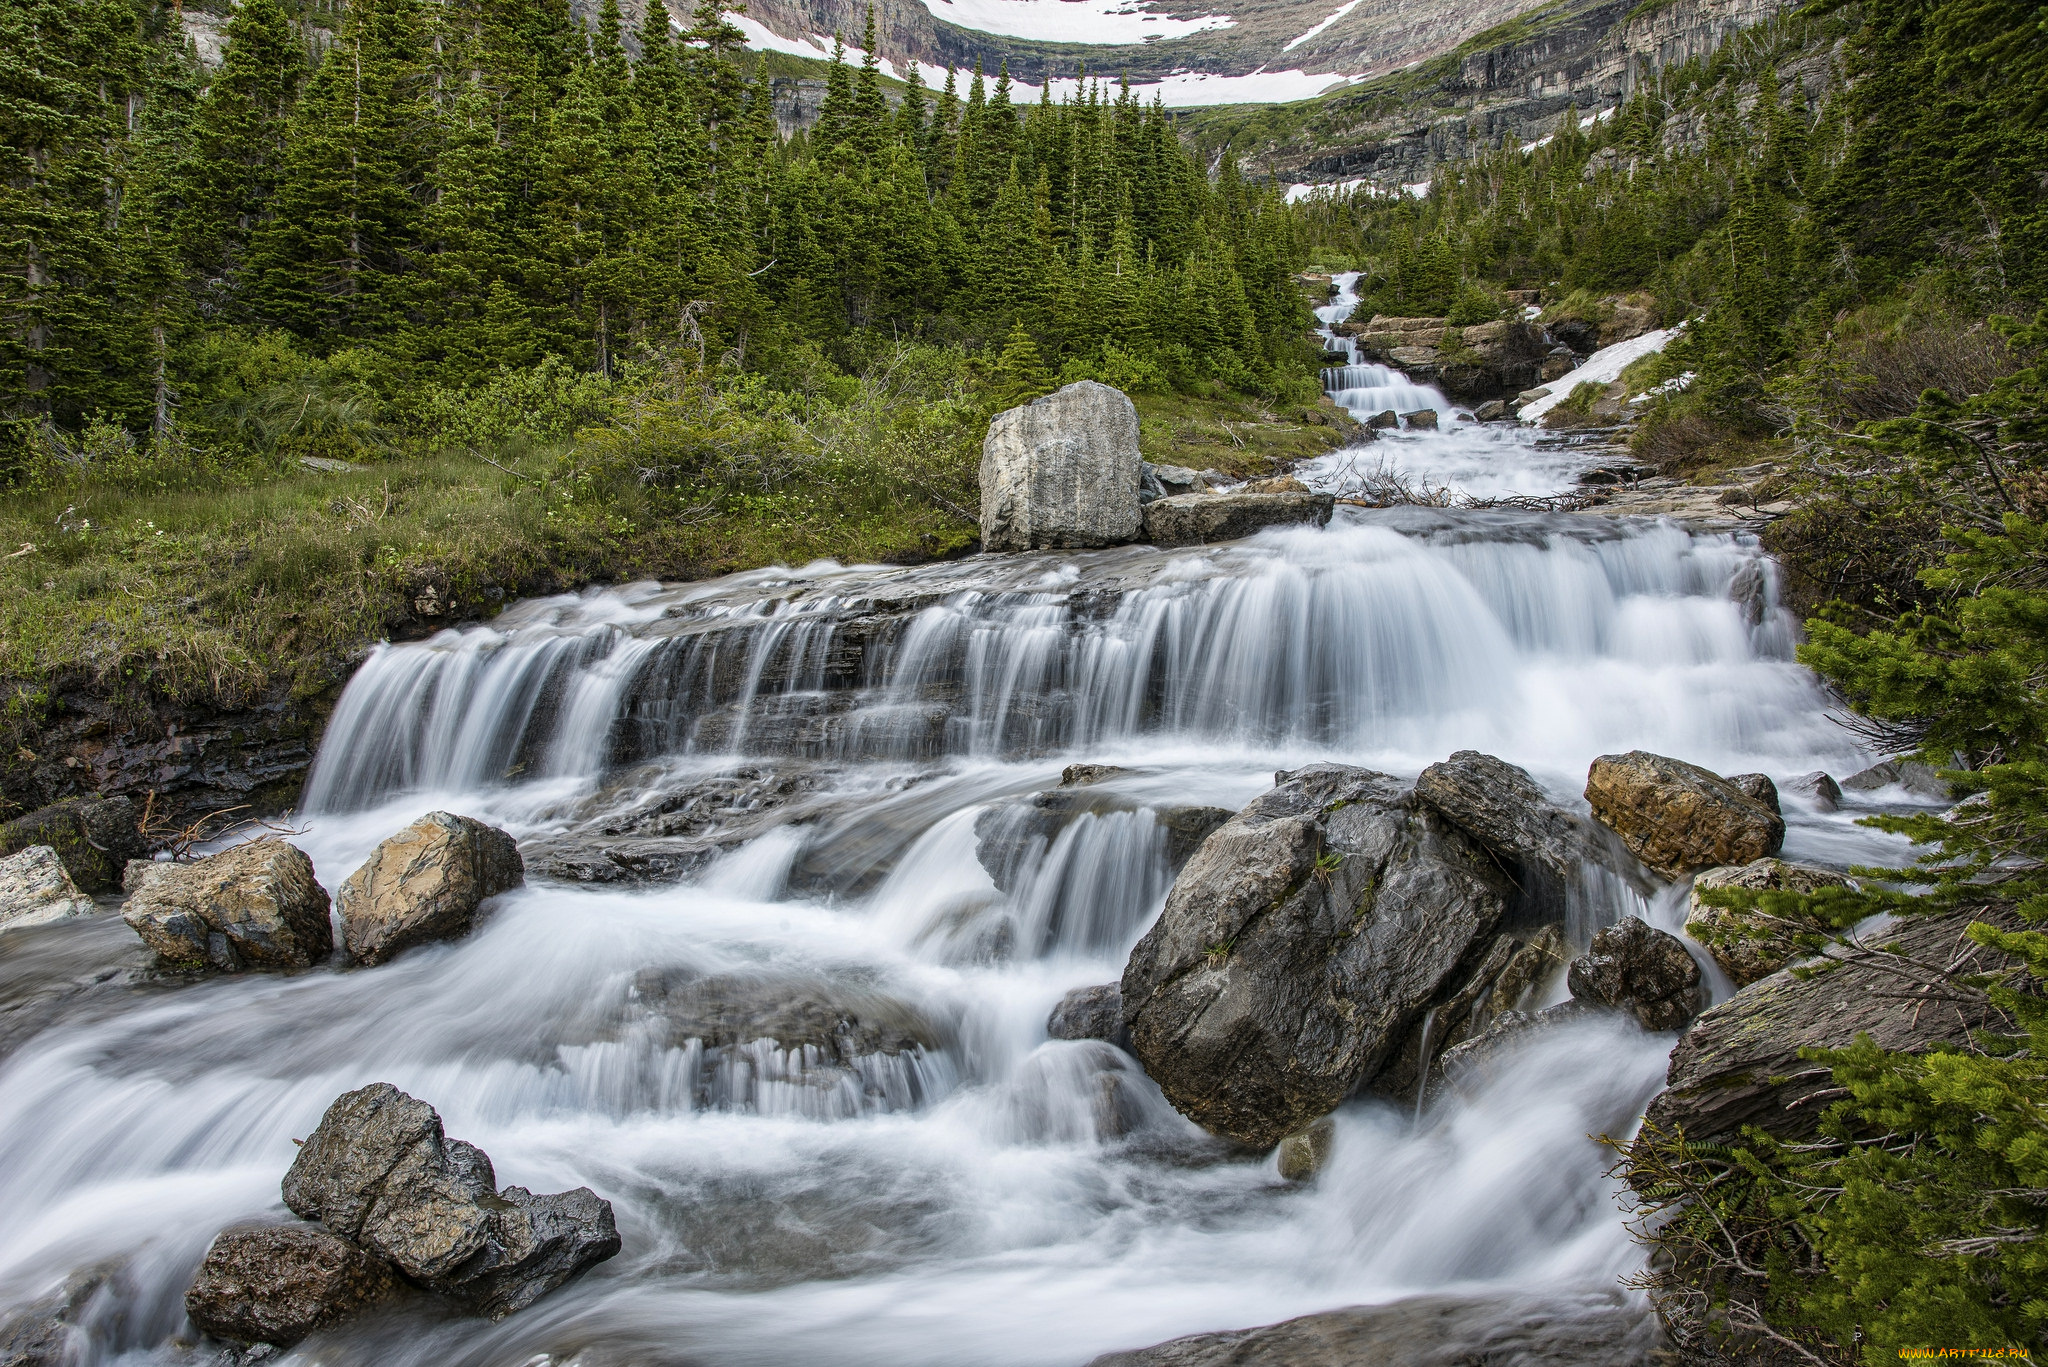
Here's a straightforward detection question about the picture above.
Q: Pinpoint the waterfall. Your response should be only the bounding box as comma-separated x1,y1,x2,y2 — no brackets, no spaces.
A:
0,467,1913,1365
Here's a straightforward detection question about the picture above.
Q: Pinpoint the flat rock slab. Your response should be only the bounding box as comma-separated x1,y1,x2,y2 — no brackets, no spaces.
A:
1143,491,1335,548
1087,1290,1664,1366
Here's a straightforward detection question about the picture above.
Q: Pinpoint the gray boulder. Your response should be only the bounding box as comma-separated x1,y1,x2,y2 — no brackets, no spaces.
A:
0,795,146,894
1121,765,1510,1149
282,1083,619,1318
1783,771,1842,811
0,846,96,931
980,380,1142,552
1086,1290,1662,1367
338,812,523,967
1139,464,1207,504
122,839,332,972
1142,490,1335,548
1841,758,1951,800
1047,982,1128,1048
1641,910,2019,1147
185,1224,396,1347
1726,773,1781,814
1414,751,1646,916
1584,751,1784,878
1566,917,1702,1031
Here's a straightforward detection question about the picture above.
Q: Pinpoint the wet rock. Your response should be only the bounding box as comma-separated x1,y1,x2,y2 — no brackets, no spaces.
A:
1584,750,1784,878
337,812,523,967
1276,1116,1334,1182
1784,771,1842,811
1047,982,1128,1047
1566,917,1702,1031
185,1224,397,1347
523,765,834,886
1400,409,1439,431
1369,924,1569,1103
980,380,1142,552
1121,764,1511,1149
1515,387,1553,408
1472,399,1508,422
121,839,332,972
1685,858,1853,986
1366,409,1398,430
0,846,96,931
1726,773,1780,814
0,1262,122,1367
1642,909,2020,1148
1157,804,1232,871
1414,750,1643,917
0,795,146,894
1841,758,1951,800
1142,490,1335,548
282,1083,620,1318
635,968,940,1061
1086,1289,1664,1367
1060,764,1128,787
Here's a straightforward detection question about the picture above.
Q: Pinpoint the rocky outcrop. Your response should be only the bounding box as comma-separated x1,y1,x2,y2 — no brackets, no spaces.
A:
185,1224,397,1347
1086,1290,1663,1367
980,381,1141,552
1120,764,1511,1149
1686,858,1852,986
122,839,332,971
0,795,145,894
282,1083,620,1319
337,812,523,967
1047,982,1128,1047
1640,910,2018,1147
1142,489,1335,548
1565,917,1702,1031
1584,751,1784,878
0,846,96,931
523,765,835,886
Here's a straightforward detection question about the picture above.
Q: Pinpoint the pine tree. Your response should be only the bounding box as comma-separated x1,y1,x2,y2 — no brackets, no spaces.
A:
991,318,1049,404
176,0,307,295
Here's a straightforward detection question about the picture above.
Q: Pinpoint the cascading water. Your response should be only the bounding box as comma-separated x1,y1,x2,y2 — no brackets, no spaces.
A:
1306,271,1614,500
0,496,1924,1359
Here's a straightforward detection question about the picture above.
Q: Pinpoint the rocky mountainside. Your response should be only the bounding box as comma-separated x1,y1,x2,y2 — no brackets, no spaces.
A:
1188,0,1803,182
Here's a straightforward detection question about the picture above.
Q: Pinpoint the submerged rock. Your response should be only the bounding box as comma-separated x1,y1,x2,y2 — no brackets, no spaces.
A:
1584,750,1784,878
1142,490,1335,548
0,795,146,894
185,1224,396,1347
282,1082,620,1318
0,846,96,931
337,812,523,967
980,380,1142,552
121,839,331,972
1086,1289,1663,1367
1566,917,1702,1032
1121,765,1510,1149
1686,858,1853,986
1047,982,1127,1048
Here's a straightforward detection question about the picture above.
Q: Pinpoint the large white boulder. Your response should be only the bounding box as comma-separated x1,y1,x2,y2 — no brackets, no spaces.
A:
979,380,1142,552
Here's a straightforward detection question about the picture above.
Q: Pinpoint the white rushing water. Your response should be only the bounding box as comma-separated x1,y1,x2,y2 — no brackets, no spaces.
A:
0,358,1927,1364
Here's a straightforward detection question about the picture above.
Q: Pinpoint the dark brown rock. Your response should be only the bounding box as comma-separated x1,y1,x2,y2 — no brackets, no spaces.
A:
0,796,145,893
184,1224,396,1347
1567,917,1702,1031
1121,765,1510,1149
1584,751,1784,878
1400,408,1439,430
337,812,523,967
1640,910,2021,1148
1366,409,1399,429
121,839,331,972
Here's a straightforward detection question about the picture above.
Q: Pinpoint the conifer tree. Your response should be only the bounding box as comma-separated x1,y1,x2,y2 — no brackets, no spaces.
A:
176,0,307,294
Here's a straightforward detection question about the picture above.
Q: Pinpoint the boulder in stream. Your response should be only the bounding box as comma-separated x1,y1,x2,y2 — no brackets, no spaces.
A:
1047,982,1128,1048
1685,858,1852,986
1841,758,1950,800
1414,750,1646,915
121,839,332,972
980,380,1142,552
1365,409,1398,429
0,846,96,931
185,1224,397,1348
1142,489,1335,548
1725,772,1780,814
1565,916,1702,1031
1086,1289,1663,1367
337,812,523,967
1120,764,1511,1149
1400,409,1439,430
1784,771,1843,811
282,1082,620,1318
1584,750,1783,878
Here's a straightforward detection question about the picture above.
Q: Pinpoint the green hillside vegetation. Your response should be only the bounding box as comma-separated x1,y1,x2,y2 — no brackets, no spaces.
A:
0,0,1338,732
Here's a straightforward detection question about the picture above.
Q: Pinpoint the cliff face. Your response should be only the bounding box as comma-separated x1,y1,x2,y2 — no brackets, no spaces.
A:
1195,0,1804,185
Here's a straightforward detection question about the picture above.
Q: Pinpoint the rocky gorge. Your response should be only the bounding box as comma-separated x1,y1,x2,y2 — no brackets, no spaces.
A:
0,372,1961,1366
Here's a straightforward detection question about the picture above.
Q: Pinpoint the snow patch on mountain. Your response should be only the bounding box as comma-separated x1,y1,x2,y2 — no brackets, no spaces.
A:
916,0,1234,44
